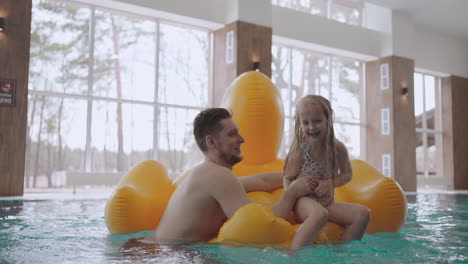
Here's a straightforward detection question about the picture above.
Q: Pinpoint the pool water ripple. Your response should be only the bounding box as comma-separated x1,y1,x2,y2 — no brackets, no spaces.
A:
0,194,467,264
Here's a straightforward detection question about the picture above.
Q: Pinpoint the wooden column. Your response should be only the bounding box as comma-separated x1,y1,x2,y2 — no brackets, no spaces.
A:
213,20,272,107
441,76,468,190
365,56,417,192
0,0,32,196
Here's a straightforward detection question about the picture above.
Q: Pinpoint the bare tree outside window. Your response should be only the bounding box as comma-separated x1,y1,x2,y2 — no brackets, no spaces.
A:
27,0,89,187
27,0,210,190
272,44,362,160
157,24,209,178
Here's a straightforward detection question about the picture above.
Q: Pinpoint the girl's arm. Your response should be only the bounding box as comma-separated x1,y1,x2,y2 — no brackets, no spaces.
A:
333,140,352,187
283,150,304,189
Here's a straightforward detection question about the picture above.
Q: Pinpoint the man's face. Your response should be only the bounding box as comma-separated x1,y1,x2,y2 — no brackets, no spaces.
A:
214,118,245,166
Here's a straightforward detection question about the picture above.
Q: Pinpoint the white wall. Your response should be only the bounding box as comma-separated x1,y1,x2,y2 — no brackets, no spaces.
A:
234,0,272,27
392,12,468,77
76,0,226,29
364,2,392,34
82,0,468,78
272,5,384,61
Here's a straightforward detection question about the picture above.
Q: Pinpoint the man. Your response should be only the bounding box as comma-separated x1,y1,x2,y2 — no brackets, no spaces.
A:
147,108,316,244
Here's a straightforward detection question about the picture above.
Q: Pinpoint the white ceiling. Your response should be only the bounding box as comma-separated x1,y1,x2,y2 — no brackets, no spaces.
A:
366,0,468,43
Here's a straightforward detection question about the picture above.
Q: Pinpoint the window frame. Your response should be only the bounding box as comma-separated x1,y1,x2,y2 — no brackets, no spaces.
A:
272,42,365,160
27,0,213,183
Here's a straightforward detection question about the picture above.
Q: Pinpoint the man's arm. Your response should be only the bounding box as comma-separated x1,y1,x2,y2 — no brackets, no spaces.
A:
333,140,352,187
210,167,254,219
211,166,315,220
238,150,304,192
238,172,283,193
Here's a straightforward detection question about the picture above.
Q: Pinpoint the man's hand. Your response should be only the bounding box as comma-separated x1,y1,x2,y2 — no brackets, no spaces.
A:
312,178,333,197
288,176,318,198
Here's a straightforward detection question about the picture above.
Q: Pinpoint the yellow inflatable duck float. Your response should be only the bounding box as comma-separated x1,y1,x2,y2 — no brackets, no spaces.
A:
105,71,407,248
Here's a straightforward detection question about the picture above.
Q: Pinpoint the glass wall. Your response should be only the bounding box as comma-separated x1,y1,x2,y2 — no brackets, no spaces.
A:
272,44,363,159
26,0,210,188
414,73,444,186
271,0,363,26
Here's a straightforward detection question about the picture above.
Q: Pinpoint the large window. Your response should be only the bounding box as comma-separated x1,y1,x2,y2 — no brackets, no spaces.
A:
272,44,363,159
26,0,210,188
272,0,363,26
414,73,444,187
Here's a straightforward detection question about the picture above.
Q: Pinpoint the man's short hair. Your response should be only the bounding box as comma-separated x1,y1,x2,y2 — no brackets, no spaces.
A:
193,108,232,152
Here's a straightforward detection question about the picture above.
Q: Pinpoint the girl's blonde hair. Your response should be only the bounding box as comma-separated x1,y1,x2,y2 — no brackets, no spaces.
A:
284,95,337,179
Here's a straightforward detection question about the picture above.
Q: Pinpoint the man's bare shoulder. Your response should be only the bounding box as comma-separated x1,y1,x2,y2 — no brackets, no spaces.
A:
190,161,236,182
181,161,240,199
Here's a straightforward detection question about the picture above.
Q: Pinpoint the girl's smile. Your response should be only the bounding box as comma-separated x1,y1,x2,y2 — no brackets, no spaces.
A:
299,104,327,143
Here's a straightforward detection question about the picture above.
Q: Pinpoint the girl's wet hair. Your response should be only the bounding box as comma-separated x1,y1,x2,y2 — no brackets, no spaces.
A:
284,95,337,179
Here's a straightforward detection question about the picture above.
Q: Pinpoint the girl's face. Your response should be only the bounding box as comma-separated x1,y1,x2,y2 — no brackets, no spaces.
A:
299,104,328,144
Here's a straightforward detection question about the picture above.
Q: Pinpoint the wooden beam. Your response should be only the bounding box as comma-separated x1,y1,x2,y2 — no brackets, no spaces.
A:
0,0,32,196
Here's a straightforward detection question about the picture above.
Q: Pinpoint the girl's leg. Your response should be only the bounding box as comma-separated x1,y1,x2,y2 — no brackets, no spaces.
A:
326,202,370,242
290,197,328,250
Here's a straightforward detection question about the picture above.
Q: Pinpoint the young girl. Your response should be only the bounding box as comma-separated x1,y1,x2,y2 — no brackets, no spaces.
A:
283,95,370,250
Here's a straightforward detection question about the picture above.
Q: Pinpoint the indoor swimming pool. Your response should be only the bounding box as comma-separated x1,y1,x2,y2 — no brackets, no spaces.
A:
0,193,467,263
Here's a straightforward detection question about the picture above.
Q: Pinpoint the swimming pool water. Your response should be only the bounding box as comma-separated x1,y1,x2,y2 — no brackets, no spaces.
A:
0,194,467,264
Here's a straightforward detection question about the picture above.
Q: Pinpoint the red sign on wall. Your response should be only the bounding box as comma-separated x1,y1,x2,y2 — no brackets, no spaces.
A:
0,79,16,106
